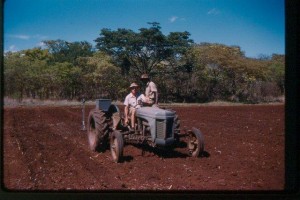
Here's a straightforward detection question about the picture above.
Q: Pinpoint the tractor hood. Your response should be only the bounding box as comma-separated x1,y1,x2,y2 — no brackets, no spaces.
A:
136,107,175,119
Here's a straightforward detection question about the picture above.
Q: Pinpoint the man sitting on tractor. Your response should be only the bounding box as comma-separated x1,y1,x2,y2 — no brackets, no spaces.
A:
124,82,144,131
140,74,158,107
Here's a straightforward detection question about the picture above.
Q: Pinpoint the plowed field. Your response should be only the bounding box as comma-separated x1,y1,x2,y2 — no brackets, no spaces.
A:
3,104,284,191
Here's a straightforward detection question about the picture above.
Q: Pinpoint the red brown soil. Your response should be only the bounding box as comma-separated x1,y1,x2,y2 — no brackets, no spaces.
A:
3,104,285,191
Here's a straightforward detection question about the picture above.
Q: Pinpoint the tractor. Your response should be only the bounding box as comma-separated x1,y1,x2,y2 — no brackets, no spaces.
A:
85,99,204,163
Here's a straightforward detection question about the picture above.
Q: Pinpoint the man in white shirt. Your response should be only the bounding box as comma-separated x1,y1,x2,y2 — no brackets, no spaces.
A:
124,82,144,130
140,74,158,107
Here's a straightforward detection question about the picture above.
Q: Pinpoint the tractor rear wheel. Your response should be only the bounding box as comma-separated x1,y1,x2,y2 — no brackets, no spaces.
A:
110,130,124,163
87,109,110,151
187,127,204,157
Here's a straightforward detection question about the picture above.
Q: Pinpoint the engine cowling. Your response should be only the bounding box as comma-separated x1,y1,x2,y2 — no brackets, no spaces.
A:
136,107,176,146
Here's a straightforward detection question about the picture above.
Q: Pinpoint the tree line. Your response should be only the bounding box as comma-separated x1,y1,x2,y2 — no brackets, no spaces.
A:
4,23,285,103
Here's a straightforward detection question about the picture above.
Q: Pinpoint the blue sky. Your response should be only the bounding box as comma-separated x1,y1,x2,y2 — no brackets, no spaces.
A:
4,0,285,58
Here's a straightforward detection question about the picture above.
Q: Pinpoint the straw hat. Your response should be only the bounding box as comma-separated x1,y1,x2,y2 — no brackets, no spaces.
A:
129,82,139,89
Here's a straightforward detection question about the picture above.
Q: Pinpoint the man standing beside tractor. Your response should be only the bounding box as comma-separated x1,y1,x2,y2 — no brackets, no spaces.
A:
140,74,158,107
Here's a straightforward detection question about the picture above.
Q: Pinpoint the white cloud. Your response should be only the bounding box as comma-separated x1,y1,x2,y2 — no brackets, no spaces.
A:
9,45,17,51
207,8,220,15
7,34,48,40
37,41,46,48
169,16,178,23
4,45,18,53
169,16,186,23
8,34,30,40
33,34,48,40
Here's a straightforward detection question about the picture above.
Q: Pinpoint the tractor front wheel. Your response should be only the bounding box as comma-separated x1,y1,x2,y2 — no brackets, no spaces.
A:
187,127,204,157
110,130,124,163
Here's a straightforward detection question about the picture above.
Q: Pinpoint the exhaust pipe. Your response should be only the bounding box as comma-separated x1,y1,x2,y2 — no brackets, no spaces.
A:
81,98,87,131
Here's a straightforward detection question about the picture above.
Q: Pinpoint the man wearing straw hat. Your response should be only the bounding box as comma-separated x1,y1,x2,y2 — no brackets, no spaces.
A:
123,82,144,131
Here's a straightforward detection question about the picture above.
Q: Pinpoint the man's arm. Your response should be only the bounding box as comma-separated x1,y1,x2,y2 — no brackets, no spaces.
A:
123,95,130,125
152,91,157,104
124,105,129,125
150,82,158,104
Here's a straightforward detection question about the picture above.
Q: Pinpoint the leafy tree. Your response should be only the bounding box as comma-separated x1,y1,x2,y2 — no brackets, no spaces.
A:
18,48,52,98
269,54,285,94
188,43,246,101
47,62,80,99
24,59,49,99
4,52,29,100
94,22,193,77
3,35,285,103
43,40,94,64
186,43,282,102
78,51,127,100
24,48,51,62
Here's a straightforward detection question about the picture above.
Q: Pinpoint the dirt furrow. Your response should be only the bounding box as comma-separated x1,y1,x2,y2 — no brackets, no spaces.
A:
3,109,35,190
3,105,285,191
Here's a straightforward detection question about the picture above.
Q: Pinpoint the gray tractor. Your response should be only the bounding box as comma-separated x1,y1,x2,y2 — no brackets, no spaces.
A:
86,99,204,163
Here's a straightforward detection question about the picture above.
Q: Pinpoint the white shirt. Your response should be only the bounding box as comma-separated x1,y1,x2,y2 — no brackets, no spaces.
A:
145,81,157,100
124,93,144,108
